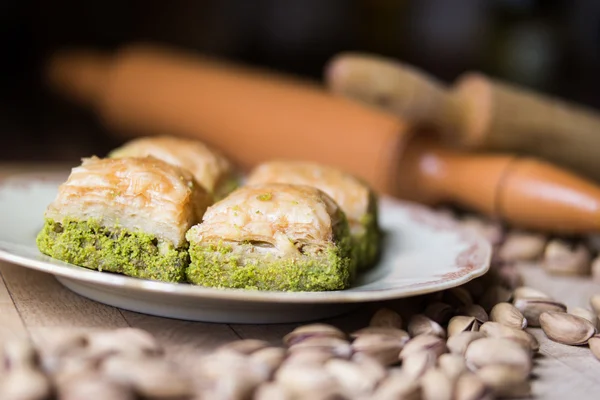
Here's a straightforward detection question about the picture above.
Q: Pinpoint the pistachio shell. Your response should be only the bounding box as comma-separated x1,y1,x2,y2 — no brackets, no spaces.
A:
464,338,532,374
539,311,597,345
479,322,539,352
512,286,552,301
254,382,293,400
438,353,467,382
399,335,447,360
513,298,567,327
454,372,494,400
352,334,405,367
371,371,421,400
476,365,531,398
457,304,488,323
498,231,546,262
408,314,446,338
350,327,410,344
325,358,381,396
589,335,600,361
447,316,480,337
283,324,346,347
370,308,403,329
446,331,485,356
569,307,598,329
288,337,352,359
401,351,437,379
420,368,454,400
543,240,591,276
490,302,527,330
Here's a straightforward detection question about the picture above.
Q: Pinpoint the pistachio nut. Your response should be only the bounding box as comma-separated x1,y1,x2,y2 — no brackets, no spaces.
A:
569,307,599,329
589,335,600,361
283,324,346,347
590,294,600,316
350,327,410,345
370,308,403,329
371,371,421,400
539,311,597,345
288,337,352,359
457,304,488,323
489,302,527,330
352,333,405,366
512,286,552,301
498,231,546,262
438,353,467,382
446,331,485,356
408,314,446,338
447,316,480,337
400,350,437,379
464,338,532,374
424,302,455,325
420,368,454,400
454,372,494,400
325,358,381,396
513,298,567,327
476,364,531,398
543,240,591,276
479,285,512,312
218,339,270,355
399,335,447,360
479,322,539,352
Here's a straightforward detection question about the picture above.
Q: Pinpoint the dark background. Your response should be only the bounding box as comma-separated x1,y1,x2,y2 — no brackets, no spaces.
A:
2,0,600,162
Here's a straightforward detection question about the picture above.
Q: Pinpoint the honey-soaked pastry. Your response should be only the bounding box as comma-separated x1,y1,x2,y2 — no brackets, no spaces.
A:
36,156,211,283
246,161,381,270
109,136,238,199
185,183,354,291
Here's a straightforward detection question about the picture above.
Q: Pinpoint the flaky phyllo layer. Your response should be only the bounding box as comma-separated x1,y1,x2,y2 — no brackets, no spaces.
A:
36,156,211,282
247,161,381,269
109,136,239,200
185,183,353,291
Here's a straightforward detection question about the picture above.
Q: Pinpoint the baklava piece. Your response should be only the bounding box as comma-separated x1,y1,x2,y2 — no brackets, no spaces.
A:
109,136,238,200
36,157,211,283
247,161,381,270
185,183,353,291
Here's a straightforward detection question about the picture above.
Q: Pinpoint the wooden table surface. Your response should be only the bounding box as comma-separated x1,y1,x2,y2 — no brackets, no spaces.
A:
1,165,600,399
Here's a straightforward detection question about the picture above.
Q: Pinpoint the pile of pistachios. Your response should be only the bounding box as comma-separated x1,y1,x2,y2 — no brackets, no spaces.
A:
455,211,600,281
2,279,599,399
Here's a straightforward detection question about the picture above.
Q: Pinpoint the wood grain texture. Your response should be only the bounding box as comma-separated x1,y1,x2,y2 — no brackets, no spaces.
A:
0,271,28,342
0,263,129,329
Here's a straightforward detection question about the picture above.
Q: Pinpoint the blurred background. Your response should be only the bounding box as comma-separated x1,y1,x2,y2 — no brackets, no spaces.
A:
2,0,600,162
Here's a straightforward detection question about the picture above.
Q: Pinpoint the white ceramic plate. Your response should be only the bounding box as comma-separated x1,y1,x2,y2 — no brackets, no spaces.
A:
0,173,491,324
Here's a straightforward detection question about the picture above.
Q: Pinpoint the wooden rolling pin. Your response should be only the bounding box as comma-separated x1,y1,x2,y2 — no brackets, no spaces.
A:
45,44,600,233
326,52,600,183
